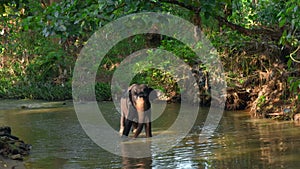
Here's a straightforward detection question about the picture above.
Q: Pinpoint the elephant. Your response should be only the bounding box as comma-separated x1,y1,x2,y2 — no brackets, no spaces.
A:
119,84,155,138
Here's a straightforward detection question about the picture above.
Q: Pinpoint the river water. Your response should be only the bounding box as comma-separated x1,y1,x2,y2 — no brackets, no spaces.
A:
0,100,299,169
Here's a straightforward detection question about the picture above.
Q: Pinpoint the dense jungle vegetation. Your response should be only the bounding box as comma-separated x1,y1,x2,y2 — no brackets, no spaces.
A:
0,0,299,119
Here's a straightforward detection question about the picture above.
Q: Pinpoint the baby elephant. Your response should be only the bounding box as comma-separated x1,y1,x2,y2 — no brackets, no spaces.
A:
119,84,154,138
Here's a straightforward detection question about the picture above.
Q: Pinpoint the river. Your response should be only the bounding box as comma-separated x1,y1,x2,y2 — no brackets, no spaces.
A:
0,100,299,169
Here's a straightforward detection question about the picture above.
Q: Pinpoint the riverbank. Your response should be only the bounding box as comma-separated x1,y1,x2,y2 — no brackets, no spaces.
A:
0,99,72,110
0,156,26,169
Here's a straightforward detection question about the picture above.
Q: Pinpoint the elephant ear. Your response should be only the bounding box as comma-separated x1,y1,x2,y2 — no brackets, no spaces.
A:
127,84,137,105
128,84,137,91
121,84,136,98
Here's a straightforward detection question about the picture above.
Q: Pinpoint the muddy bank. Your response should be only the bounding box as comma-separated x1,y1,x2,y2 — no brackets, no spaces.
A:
0,156,26,169
0,99,71,110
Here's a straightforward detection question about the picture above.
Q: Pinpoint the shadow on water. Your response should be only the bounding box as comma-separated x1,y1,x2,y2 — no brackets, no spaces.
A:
0,100,300,168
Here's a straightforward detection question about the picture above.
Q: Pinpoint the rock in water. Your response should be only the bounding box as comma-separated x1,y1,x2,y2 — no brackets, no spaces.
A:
0,126,31,161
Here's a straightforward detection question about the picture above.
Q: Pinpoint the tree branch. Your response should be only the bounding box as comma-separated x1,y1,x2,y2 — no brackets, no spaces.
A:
159,0,200,13
215,16,282,41
158,0,282,41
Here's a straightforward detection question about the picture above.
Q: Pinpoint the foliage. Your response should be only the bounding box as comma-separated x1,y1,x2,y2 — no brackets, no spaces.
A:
132,69,178,97
159,39,198,65
95,82,111,101
257,95,266,108
277,0,300,47
0,82,72,101
0,0,73,100
277,0,300,110
288,76,300,100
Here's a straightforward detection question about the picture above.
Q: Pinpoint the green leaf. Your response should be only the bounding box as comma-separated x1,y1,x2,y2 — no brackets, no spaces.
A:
287,58,293,68
57,24,67,32
54,11,59,18
279,17,286,27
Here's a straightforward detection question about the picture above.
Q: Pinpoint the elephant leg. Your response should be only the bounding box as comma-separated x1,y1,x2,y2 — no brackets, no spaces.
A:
145,122,152,137
123,119,133,136
134,123,145,138
119,115,125,135
133,110,146,138
132,122,138,134
144,110,152,137
134,122,152,138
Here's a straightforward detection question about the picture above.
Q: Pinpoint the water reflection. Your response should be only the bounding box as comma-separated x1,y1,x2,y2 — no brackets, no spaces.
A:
0,100,300,168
